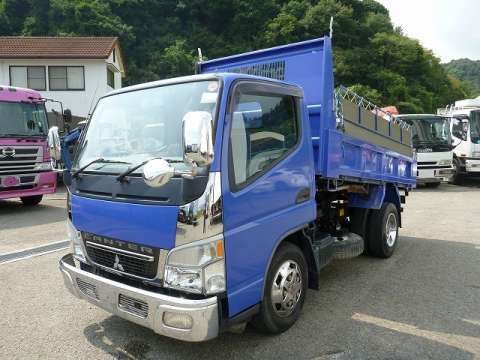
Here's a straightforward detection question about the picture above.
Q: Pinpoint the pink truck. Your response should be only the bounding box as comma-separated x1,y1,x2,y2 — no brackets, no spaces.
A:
0,86,56,205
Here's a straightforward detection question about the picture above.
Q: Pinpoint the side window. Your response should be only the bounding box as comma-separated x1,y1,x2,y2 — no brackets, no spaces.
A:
451,118,464,139
229,90,299,189
452,118,461,138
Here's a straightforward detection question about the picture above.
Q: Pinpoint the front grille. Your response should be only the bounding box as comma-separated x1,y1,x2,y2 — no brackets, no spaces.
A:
76,278,99,300
418,165,452,169
20,175,35,183
118,294,149,318
0,146,43,174
417,161,437,166
83,233,160,279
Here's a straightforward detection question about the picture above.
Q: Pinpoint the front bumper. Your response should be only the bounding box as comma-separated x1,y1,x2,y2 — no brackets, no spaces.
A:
0,171,57,199
417,167,453,183
465,159,480,173
59,254,219,342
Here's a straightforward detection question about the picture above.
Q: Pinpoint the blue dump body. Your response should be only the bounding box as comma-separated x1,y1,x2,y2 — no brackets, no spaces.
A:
200,37,415,187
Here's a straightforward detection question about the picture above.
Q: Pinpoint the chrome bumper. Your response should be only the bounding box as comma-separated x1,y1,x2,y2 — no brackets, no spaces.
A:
465,159,480,172
59,254,219,342
417,167,453,183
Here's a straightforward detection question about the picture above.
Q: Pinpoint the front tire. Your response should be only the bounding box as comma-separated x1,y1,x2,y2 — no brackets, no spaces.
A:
367,202,399,258
252,242,308,334
20,195,43,206
450,158,462,185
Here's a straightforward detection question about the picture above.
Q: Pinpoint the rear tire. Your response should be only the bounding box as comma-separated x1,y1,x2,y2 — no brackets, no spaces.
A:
20,195,43,206
252,242,308,334
367,202,399,258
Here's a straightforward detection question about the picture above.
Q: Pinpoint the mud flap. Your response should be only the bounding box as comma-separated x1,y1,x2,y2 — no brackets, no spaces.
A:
312,233,335,270
332,232,364,260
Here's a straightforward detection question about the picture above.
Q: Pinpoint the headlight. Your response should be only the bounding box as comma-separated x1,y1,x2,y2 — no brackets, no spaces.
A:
34,162,52,171
164,236,225,295
438,159,452,166
67,219,85,262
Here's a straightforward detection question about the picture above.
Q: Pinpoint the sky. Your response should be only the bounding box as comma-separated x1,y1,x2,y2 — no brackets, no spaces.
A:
376,0,480,63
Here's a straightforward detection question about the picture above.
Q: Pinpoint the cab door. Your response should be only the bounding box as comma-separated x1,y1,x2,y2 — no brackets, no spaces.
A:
221,81,316,317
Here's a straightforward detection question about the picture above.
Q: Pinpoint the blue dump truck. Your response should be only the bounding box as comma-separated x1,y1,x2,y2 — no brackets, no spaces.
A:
56,37,415,342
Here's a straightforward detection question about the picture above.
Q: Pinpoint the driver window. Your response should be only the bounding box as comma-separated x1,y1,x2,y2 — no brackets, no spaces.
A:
451,118,464,139
229,90,299,190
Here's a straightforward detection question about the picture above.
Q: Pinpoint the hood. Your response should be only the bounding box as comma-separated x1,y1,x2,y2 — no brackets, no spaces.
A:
71,194,179,250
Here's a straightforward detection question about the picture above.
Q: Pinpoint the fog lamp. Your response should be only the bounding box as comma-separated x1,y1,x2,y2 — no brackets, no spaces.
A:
162,312,193,330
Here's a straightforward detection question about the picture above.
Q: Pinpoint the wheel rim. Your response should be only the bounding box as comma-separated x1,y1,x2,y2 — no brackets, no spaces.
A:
385,212,398,247
271,260,303,317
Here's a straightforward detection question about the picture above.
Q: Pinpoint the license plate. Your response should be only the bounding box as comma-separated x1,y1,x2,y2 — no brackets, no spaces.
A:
1,176,20,187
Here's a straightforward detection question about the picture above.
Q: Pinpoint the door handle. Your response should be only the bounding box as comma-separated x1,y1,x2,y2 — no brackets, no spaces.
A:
295,187,311,204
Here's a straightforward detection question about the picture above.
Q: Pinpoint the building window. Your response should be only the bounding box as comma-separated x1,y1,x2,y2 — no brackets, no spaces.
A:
107,68,115,88
113,48,116,63
10,66,46,90
49,66,85,90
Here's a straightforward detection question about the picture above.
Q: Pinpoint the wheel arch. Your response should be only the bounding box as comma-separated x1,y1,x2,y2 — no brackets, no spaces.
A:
384,183,402,227
262,225,319,296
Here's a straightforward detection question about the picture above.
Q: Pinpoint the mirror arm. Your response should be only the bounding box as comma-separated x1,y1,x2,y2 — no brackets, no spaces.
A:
175,165,198,180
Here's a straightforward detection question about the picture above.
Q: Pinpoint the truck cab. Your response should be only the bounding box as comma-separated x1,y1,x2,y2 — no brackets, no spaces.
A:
439,98,480,182
0,86,57,205
396,114,453,187
58,38,414,342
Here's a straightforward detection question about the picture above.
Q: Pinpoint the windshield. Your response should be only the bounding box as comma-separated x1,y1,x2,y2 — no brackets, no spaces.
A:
469,111,480,144
0,101,48,137
405,117,451,146
74,80,220,173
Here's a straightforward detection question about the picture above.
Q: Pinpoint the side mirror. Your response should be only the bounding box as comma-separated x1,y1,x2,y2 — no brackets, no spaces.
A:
47,126,62,161
63,109,73,123
142,158,175,188
183,111,214,168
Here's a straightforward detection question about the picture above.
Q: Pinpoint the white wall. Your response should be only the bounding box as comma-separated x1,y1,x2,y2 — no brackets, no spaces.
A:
0,57,123,118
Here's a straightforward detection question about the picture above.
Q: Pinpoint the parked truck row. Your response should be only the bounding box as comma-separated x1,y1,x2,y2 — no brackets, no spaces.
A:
438,97,480,183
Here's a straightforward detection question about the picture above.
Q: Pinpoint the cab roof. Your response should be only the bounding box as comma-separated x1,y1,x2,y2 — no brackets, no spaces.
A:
103,73,303,99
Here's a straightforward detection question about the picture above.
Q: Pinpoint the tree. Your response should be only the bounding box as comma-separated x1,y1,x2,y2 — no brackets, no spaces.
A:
0,0,473,112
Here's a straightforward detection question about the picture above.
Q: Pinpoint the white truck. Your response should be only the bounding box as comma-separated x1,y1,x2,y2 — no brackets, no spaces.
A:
438,97,480,183
396,114,453,187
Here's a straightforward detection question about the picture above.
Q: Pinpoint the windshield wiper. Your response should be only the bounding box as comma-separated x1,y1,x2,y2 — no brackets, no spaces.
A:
72,158,130,178
116,158,183,183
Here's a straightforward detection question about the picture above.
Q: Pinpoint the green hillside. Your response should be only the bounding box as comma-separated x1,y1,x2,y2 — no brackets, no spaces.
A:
444,59,480,96
0,0,473,113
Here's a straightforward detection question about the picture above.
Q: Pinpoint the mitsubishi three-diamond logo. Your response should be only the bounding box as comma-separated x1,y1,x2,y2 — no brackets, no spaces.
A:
113,254,125,272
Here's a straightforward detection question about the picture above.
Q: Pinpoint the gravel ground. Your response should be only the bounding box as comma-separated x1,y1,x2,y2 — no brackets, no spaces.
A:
0,183,479,359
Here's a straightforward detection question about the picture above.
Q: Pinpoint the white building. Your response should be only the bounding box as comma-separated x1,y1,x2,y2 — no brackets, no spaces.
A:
0,36,125,119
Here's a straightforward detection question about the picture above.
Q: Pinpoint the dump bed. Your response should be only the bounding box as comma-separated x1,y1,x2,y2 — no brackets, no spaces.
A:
199,37,415,188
